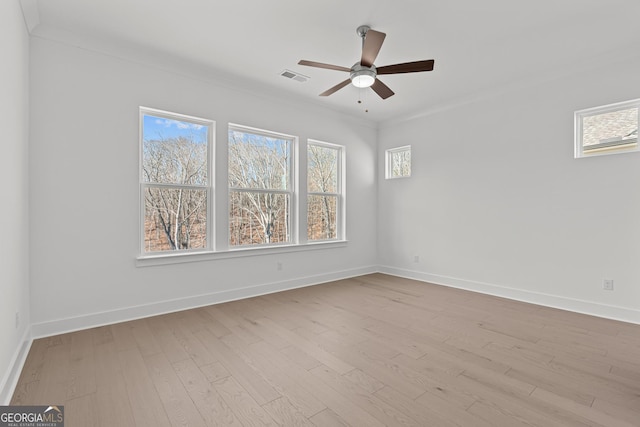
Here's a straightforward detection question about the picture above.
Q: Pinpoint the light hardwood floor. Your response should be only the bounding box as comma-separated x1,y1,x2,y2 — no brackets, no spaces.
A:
11,273,640,426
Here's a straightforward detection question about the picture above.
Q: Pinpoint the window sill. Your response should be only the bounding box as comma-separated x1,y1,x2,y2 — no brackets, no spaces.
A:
136,240,348,267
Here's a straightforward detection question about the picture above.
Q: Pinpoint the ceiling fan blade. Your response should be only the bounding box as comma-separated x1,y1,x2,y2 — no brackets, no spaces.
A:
298,60,351,72
360,29,386,67
371,79,394,99
377,59,435,75
320,79,352,96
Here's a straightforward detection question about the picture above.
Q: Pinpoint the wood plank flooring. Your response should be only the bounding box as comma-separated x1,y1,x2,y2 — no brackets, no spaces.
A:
11,273,640,426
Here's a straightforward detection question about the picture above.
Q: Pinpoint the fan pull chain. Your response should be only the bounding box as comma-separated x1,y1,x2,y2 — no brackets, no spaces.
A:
357,88,369,113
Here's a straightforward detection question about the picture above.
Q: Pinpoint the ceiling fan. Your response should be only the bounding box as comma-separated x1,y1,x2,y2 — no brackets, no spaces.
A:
298,25,435,100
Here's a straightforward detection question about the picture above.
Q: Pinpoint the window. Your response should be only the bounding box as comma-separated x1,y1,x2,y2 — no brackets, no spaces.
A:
228,125,294,247
138,112,345,264
575,99,639,158
308,141,344,241
386,145,411,178
140,108,214,254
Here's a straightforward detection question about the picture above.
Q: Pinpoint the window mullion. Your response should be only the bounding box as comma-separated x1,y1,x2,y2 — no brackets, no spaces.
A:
229,187,291,195
143,182,209,190
308,191,340,197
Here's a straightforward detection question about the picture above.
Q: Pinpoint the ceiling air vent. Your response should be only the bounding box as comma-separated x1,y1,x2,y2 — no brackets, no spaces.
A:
280,69,309,83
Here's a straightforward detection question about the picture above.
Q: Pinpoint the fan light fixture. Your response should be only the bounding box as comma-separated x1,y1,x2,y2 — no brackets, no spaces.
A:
351,70,376,88
350,67,376,88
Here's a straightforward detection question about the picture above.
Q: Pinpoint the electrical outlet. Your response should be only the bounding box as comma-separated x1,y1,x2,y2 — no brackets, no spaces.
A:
277,262,283,271
413,255,420,263
15,312,19,329
603,279,614,291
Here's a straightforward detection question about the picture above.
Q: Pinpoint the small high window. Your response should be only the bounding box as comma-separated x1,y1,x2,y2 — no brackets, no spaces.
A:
575,99,639,158
386,145,411,178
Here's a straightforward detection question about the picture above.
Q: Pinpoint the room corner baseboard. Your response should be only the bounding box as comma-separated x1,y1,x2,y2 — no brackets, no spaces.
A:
378,266,640,325
0,327,32,405
30,265,378,339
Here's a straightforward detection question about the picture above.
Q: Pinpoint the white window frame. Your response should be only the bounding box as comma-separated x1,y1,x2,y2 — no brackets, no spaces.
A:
575,99,640,158
307,140,346,242
139,107,215,256
385,145,411,179
228,124,297,248
136,116,349,267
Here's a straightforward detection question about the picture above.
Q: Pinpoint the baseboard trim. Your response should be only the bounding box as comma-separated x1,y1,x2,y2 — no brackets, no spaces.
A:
378,266,640,325
0,327,32,405
31,265,378,339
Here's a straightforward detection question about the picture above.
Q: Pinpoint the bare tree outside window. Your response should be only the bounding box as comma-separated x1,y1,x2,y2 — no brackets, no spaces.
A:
308,142,341,241
228,127,292,246
141,111,212,253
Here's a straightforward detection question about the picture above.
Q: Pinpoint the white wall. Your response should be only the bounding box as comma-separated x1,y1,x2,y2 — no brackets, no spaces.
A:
378,54,640,323
0,0,31,404
28,36,378,335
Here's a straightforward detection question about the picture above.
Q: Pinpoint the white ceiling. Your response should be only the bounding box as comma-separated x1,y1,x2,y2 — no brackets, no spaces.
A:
23,0,640,123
